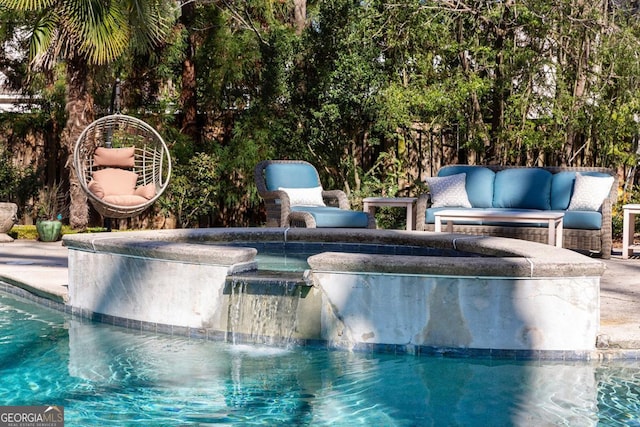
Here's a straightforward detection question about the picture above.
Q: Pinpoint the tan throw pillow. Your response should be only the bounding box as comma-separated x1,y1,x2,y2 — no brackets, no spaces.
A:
134,183,156,200
88,180,105,199
93,147,135,168
103,194,149,206
91,168,138,196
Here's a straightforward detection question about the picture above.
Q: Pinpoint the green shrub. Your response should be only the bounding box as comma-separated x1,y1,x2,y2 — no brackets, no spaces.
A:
8,225,108,240
160,152,219,228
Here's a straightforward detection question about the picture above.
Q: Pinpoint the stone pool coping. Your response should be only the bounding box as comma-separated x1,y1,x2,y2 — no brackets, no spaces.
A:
61,227,606,278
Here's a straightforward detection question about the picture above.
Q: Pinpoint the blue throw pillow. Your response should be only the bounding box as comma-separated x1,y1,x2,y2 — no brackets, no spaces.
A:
492,168,552,210
438,166,495,208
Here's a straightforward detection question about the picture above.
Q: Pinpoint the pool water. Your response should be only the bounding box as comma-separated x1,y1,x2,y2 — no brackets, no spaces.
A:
226,241,482,272
2,292,640,426
255,252,311,271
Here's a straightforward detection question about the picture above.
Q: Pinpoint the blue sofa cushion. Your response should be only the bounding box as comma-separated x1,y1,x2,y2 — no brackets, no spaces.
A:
291,206,370,228
265,163,319,190
493,168,552,210
551,171,614,210
562,210,602,230
438,166,495,208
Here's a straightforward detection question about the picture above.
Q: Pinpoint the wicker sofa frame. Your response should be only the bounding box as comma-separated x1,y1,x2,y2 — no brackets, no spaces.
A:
416,165,618,258
254,160,376,228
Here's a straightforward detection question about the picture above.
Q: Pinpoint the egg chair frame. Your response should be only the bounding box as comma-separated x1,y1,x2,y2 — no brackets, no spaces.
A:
73,114,172,219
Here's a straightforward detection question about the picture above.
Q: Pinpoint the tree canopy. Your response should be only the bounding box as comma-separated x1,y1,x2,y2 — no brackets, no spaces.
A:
2,0,640,227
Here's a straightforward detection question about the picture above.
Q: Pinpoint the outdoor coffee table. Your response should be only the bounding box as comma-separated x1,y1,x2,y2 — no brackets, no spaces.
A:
433,209,565,247
363,197,417,230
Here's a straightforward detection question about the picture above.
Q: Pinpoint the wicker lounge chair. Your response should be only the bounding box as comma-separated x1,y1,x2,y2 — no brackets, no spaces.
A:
254,160,375,228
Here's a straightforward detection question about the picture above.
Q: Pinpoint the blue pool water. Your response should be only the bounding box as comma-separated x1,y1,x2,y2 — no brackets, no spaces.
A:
224,241,483,272
255,252,311,271
2,292,640,426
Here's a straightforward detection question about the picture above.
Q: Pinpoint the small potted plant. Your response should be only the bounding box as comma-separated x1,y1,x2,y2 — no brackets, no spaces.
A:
35,182,65,242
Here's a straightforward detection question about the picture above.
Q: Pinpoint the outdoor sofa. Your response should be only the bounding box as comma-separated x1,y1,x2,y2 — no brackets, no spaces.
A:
416,165,618,258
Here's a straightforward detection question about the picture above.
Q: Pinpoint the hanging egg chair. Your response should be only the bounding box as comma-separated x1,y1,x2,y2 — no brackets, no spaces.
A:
73,114,172,219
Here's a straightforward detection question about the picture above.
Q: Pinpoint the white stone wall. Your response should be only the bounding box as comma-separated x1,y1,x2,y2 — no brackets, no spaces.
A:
313,271,600,351
68,249,232,330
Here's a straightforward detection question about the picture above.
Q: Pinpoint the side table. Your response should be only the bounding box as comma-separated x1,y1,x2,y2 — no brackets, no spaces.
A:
363,197,417,230
622,204,640,259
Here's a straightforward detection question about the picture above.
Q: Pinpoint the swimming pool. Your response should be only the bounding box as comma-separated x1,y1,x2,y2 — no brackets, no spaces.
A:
2,292,639,426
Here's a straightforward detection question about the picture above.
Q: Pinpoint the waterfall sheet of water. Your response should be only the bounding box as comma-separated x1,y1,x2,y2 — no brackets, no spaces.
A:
227,272,307,347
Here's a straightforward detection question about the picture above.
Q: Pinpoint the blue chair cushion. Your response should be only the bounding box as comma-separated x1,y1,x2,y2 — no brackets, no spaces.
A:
551,171,614,210
493,168,552,210
265,163,320,191
438,166,495,208
291,206,370,228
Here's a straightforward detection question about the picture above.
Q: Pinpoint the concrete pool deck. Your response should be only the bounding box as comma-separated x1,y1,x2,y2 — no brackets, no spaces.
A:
0,238,639,356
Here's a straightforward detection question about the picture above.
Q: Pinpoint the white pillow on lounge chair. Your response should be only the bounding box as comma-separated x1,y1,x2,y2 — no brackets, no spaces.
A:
278,186,326,207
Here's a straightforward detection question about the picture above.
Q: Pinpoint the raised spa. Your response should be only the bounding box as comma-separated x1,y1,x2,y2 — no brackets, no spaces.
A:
63,227,605,359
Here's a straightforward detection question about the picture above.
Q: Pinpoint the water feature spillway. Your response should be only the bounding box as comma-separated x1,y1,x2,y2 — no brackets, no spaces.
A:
62,228,606,359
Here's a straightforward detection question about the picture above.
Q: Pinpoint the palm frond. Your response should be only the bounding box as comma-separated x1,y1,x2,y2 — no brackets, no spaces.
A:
6,0,175,67
60,0,130,65
0,0,55,11
29,9,59,69
126,0,175,54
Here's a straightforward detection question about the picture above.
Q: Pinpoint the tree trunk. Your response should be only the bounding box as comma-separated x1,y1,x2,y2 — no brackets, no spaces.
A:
180,1,200,146
490,3,511,164
455,18,492,164
293,0,306,34
63,56,93,230
563,37,589,166
562,0,594,166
